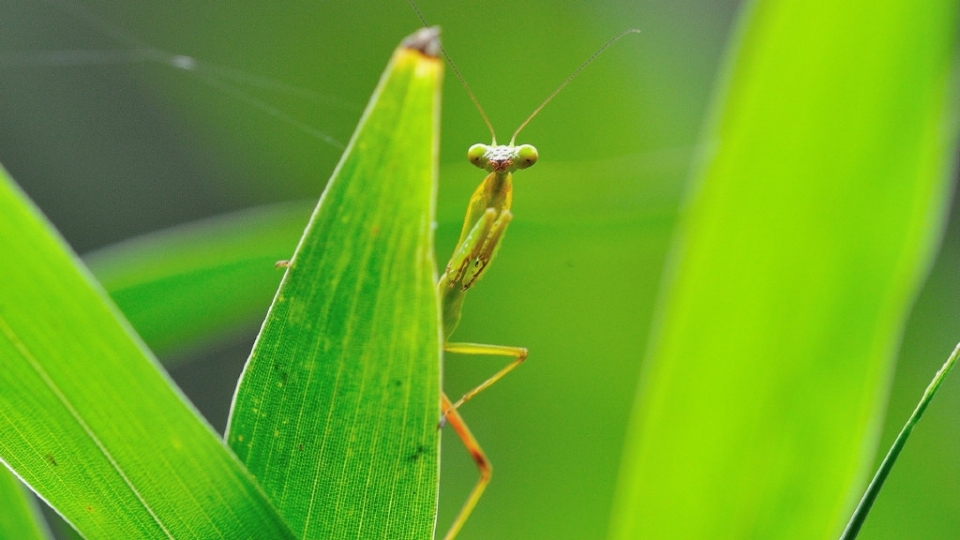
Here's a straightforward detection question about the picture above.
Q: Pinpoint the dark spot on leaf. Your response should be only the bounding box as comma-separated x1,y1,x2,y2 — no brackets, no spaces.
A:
298,443,304,452
273,362,289,383
45,453,57,467
407,444,426,462
277,452,290,470
393,379,403,387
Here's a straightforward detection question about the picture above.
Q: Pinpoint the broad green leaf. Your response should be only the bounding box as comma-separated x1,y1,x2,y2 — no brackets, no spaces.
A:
226,29,443,539
0,164,295,538
0,467,49,540
84,201,312,361
610,1,958,539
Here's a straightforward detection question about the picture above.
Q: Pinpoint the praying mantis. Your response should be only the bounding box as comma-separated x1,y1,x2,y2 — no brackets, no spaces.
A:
417,13,640,537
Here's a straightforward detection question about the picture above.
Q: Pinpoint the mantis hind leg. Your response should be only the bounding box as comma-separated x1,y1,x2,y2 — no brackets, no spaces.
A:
444,342,527,415
439,344,526,538
441,393,491,540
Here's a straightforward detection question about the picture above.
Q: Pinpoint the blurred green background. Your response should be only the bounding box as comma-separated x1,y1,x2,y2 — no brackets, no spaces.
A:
1,1,957,539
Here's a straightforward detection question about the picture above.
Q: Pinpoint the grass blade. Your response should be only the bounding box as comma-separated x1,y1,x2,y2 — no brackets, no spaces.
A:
840,342,960,539
225,29,443,539
609,0,958,538
0,164,295,538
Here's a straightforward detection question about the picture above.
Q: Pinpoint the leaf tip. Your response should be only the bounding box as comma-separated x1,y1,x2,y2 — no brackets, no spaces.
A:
402,26,441,59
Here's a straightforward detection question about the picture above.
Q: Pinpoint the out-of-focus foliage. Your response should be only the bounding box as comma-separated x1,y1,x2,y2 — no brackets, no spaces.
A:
610,0,958,538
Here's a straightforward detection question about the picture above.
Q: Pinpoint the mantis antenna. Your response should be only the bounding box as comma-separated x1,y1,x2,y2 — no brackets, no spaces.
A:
406,0,498,144
510,28,641,144
407,0,639,146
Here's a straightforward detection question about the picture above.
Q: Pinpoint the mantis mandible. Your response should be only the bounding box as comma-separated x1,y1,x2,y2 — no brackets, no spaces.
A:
412,9,640,537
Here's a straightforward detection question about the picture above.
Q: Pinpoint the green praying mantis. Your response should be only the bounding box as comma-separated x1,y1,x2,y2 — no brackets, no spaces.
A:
417,15,640,537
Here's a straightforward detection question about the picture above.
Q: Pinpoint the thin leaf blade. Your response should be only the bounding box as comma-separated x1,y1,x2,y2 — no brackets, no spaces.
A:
841,342,960,538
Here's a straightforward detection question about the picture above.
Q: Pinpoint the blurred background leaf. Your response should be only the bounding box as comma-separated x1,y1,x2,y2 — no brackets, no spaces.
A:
609,0,958,538
84,201,312,363
0,466,49,540
0,1,957,539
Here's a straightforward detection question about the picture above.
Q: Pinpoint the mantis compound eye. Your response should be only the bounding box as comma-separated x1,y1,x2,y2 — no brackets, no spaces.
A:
467,144,489,169
515,145,538,170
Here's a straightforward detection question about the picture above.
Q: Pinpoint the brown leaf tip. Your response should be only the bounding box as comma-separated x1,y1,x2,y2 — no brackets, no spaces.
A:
402,26,441,58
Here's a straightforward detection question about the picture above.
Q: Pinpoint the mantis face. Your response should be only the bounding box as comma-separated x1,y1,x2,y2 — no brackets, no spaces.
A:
467,143,538,173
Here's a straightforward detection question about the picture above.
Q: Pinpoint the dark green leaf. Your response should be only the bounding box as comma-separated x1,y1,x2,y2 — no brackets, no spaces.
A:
0,164,296,538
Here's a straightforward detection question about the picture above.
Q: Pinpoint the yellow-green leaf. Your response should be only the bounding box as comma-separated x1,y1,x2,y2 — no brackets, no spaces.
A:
0,467,49,540
610,0,958,538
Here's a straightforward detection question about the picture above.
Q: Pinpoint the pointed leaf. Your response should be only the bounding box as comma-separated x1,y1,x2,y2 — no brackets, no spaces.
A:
226,30,443,539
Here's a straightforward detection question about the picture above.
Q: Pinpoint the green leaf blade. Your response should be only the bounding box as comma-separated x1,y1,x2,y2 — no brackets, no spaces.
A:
226,30,443,539
610,1,958,539
84,201,312,361
0,167,295,539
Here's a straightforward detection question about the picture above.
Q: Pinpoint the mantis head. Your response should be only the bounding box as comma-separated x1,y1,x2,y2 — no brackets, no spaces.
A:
467,143,538,173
